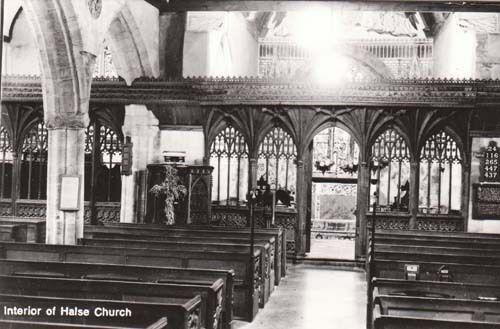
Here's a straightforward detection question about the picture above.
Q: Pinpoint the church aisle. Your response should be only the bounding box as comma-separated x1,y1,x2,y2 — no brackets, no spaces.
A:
233,264,366,329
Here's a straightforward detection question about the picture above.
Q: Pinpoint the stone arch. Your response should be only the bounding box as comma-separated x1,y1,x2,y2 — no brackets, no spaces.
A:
106,4,157,84
22,0,93,128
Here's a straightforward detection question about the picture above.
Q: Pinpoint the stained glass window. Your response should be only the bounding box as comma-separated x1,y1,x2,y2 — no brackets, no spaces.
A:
419,130,462,214
209,126,249,204
19,122,48,200
370,129,410,212
258,127,297,194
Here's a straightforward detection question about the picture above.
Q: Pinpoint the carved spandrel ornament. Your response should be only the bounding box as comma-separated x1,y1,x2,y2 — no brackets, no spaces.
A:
88,0,102,19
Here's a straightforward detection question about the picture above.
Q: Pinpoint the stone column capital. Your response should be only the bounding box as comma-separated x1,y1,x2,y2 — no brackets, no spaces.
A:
45,113,89,130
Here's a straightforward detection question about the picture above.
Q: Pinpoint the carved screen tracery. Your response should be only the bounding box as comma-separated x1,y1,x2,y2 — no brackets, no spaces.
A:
84,123,122,203
0,126,13,199
419,130,462,214
258,127,297,194
19,122,48,200
210,126,249,205
370,129,410,212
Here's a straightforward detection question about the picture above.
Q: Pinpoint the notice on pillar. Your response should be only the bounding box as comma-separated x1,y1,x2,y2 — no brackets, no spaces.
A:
60,176,80,211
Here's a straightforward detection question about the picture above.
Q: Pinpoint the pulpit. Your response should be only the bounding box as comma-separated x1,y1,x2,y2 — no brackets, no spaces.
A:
145,164,213,224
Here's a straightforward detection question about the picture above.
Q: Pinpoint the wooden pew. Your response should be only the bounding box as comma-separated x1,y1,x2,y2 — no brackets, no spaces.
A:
374,234,500,250
0,218,45,242
0,242,260,322
375,295,500,322
375,243,500,257
79,237,274,307
374,250,500,266
0,275,223,329
99,224,287,278
0,259,233,329
0,224,23,242
0,318,168,329
373,259,500,285
0,293,201,329
373,278,500,301
374,316,500,329
84,228,282,286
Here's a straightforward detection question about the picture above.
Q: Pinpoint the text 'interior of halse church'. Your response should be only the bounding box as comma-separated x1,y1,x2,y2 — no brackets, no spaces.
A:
2,0,500,328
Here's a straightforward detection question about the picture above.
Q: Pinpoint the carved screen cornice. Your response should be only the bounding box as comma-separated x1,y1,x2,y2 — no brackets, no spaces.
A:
2,75,500,107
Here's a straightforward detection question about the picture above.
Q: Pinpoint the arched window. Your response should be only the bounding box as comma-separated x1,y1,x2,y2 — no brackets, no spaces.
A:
258,127,297,194
370,129,410,212
0,126,13,199
19,122,48,200
209,126,249,205
419,130,462,214
84,122,122,202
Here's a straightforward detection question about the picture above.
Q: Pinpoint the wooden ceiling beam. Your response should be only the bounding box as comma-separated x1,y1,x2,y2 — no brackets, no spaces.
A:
144,0,500,13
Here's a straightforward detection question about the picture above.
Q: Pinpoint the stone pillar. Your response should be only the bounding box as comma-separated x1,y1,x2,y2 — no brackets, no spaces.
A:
408,160,420,229
46,127,86,244
295,159,306,257
159,12,187,78
248,158,258,190
461,162,471,231
355,161,370,260
120,105,159,223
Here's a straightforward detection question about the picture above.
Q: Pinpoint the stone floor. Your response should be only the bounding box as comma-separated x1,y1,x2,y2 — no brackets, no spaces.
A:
232,264,366,329
307,238,355,260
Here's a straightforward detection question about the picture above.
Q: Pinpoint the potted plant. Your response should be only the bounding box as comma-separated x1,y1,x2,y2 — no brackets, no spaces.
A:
149,165,187,225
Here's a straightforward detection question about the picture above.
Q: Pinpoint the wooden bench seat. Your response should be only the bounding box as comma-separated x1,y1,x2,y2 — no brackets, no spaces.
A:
0,218,45,242
84,229,282,286
375,295,500,322
374,235,500,250
374,250,500,266
0,318,168,329
0,259,233,329
0,293,201,329
0,242,259,322
98,224,287,278
374,315,500,329
373,278,500,301
79,237,274,307
0,275,223,329
0,224,24,242
373,259,500,284
375,243,500,257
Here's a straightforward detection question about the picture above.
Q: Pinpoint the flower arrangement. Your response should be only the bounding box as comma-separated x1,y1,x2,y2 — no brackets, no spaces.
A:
150,165,187,225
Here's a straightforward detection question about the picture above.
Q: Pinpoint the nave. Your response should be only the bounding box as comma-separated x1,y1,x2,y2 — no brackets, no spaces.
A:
233,265,366,329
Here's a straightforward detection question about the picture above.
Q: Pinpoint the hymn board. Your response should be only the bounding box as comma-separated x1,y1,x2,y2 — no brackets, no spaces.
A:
473,140,500,219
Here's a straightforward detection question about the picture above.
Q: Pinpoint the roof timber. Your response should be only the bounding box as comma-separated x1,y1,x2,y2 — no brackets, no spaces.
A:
1,75,500,108
145,0,500,13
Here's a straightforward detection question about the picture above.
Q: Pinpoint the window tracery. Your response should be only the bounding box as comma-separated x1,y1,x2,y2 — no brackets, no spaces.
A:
419,130,462,214
84,123,122,203
258,127,297,195
370,129,410,212
20,122,48,200
209,126,249,204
